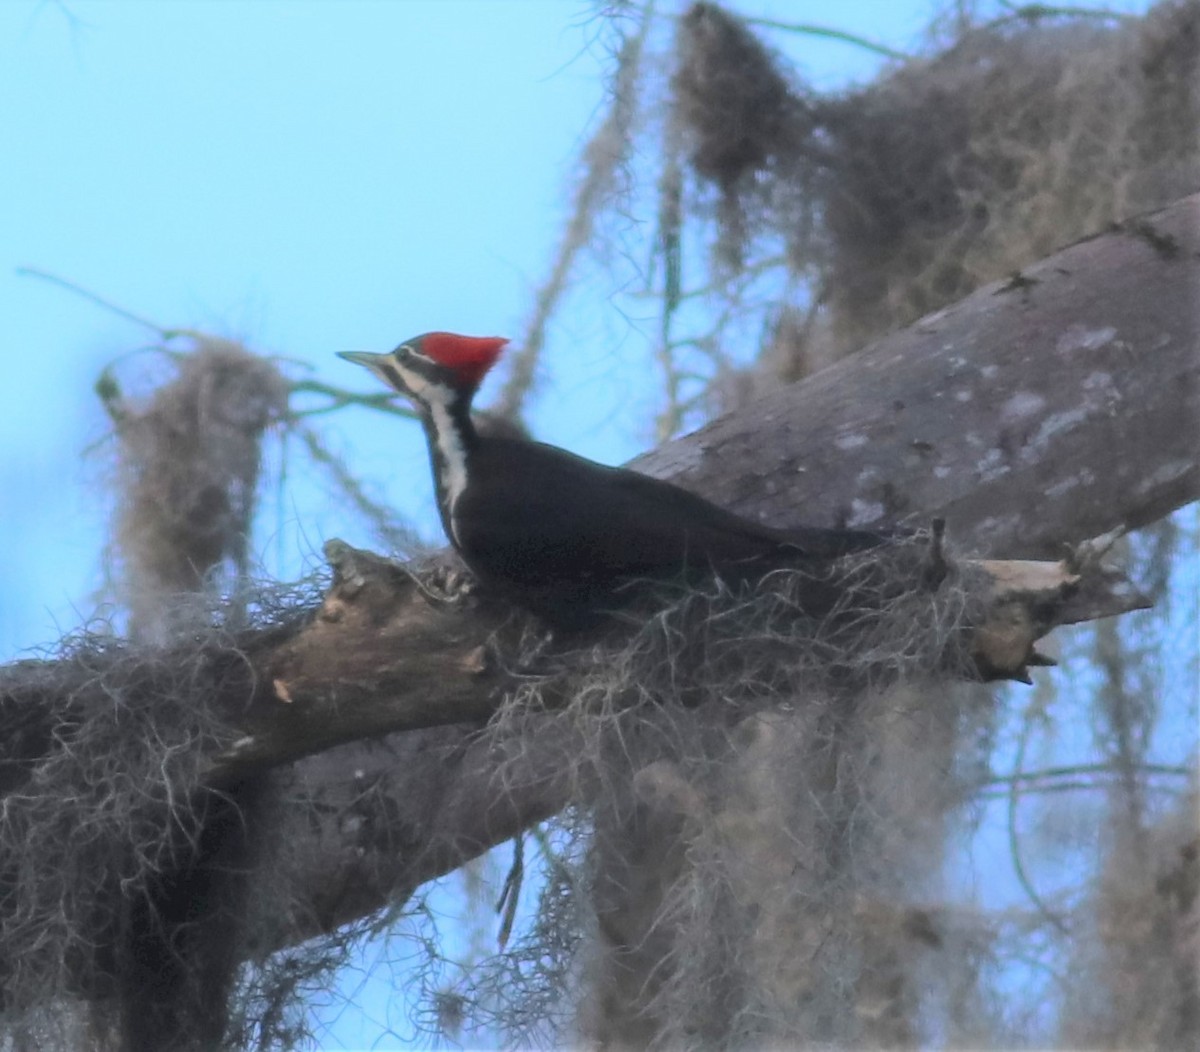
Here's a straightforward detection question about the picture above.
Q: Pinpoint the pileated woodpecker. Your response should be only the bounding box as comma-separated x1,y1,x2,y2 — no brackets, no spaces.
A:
338,333,884,626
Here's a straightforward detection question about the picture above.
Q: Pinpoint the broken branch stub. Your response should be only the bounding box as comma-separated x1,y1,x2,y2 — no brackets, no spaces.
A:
970,528,1150,682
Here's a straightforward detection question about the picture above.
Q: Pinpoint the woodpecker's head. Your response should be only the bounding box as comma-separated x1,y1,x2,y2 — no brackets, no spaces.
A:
338,332,508,409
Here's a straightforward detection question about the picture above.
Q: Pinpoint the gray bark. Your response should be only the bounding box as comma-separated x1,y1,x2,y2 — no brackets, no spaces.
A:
637,196,1199,558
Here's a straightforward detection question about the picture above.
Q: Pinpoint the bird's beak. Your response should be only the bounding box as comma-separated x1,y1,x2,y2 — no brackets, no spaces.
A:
336,350,396,388
337,350,389,370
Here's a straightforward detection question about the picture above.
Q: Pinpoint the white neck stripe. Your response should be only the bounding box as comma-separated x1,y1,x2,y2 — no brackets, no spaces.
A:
429,398,469,542
385,357,471,545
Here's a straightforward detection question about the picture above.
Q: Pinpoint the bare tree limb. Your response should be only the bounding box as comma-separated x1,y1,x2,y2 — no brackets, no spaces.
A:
636,195,1200,558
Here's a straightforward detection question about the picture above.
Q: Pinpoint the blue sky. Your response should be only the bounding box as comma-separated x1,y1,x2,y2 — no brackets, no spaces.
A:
0,0,942,658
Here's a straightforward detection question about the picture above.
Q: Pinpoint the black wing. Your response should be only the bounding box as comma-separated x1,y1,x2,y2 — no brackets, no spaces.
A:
453,437,880,590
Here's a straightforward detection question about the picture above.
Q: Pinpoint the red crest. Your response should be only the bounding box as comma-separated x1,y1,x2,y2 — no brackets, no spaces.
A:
413,332,509,389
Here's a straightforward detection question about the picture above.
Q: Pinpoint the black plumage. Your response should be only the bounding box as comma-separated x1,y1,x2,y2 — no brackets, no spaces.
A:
339,333,884,626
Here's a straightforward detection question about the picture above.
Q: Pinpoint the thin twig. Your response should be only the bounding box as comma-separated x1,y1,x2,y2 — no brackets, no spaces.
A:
494,1,656,423
992,2,1136,26
740,17,911,61
1007,703,1071,936
288,379,417,420
494,834,525,951
16,266,182,338
295,425,422,555
981,761,1192,787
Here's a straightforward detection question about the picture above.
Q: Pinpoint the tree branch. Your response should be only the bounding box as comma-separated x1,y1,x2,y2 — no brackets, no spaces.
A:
636,195,1200,558
2,195,1196,947
205,527,1145,785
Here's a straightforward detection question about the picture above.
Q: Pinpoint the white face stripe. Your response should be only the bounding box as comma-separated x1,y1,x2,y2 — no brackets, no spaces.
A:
383,354,436,400
386,356,470,543
428,398,469,541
